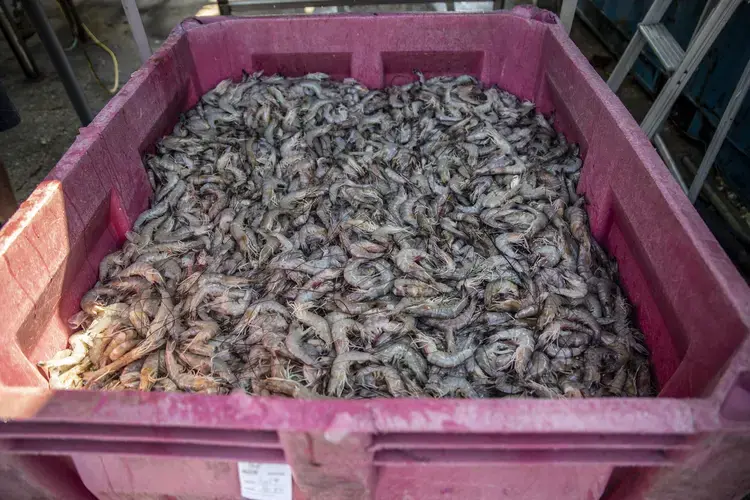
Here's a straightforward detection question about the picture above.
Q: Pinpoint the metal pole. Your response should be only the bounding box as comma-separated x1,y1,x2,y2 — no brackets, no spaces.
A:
558,0,577,34
218,0,231,15
687,0,716,50
58,0,88,42
653,133,689,194
120,0,151,64
687,55,750,203
20,0,92,125
0,0,39,79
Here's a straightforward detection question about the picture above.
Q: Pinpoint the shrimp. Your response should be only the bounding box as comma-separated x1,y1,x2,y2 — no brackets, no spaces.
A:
49,359,91,389
356,365,409,397
234,298,291,334
80,286,119,315
39,333,90,371
292,302,332,347
544,344,586,359
177,351,212,375
561,308,601,341
153,378,179,392
295,268,342,303
46,75,654,401
109,338,141,361
117,262,164,285
181,320,221,348
372,224,412,243
263,378,328,399
559,373,584,398
538,294,562,328
393,248,435,282
349,240,388,260
139,350,162,391
474,341,514,376
486,328,535,376
524,380,562,398
415,333,475,368
607,365,628,395
331,318,363,355
124,295,156,333
363,315,405,345
172,372,223,394
495,373,523,395
596,278,614,318
132,201,169,230
548,270,588,299
422,299,477,352
84,332,168,388
110,276,153,296
404,294,470,320
393,279,449,298
346,279,394,302
327,351,377,396
119,358,146,387
374,341,428,383
87,324,117,366
101,330,137,367
566,206,588,243
426,375,478,398
484,312,513,326
583,347,607,386
344,259,394,301
212,359,239,387
285,322,317,365
539,320,572,346
527,351,550,380
494,233,527,260
164,334,222,394
633,358,654,397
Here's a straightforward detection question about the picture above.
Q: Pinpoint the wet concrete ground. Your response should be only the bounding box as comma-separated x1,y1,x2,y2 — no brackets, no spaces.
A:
0,0,207,200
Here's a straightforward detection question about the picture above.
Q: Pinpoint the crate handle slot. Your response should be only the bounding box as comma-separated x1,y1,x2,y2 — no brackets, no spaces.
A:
720,371,750,422
369,432,693,452
373,448,677,466
0,421,280,448
0,437,286,463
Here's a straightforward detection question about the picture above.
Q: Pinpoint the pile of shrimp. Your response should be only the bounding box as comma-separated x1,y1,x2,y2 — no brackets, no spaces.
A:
42,72,654,399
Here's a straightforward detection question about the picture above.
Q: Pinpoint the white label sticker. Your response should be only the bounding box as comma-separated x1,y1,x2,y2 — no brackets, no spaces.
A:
238,462,292,500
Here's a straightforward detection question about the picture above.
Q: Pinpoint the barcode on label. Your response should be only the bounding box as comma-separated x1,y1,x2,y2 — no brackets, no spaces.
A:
238,462,292,500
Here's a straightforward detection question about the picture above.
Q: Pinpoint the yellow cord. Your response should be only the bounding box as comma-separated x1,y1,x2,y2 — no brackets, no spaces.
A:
81,23,119,94
55,0,120,95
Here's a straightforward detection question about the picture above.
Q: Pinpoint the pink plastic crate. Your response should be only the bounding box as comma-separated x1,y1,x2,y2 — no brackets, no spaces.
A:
1,7,749,499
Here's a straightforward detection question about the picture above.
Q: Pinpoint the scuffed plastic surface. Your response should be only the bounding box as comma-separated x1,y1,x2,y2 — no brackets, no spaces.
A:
0,7,749,500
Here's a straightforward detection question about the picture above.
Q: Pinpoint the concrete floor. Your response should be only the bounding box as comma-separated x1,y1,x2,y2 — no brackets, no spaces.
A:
0,0,208,200
1,0,749,273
